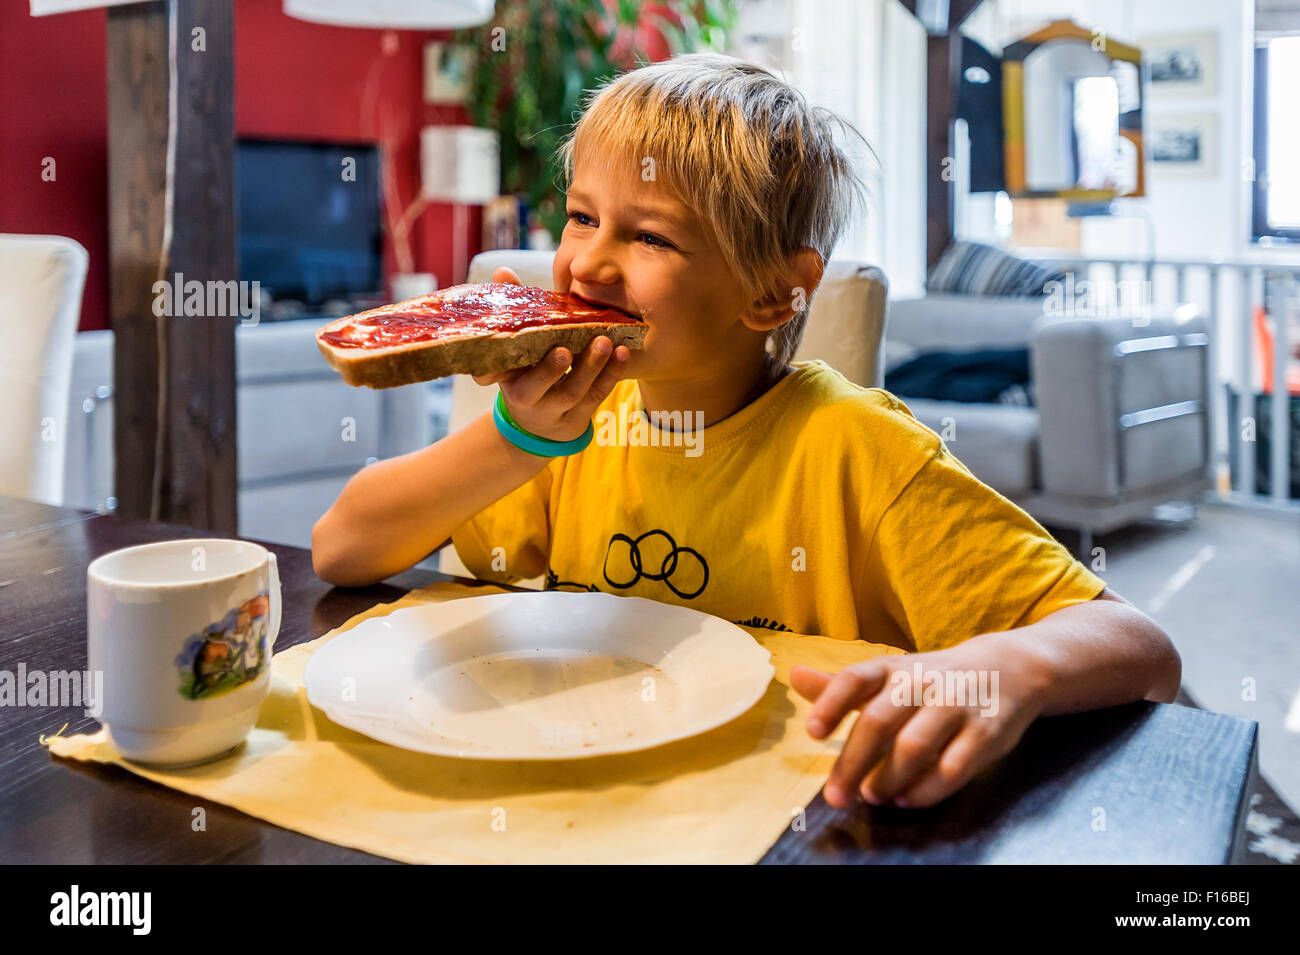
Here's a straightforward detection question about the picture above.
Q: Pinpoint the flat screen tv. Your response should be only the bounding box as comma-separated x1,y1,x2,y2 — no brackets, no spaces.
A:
235,139,383,310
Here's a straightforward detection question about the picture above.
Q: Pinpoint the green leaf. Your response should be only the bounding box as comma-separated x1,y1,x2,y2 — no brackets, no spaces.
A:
457,0,740,223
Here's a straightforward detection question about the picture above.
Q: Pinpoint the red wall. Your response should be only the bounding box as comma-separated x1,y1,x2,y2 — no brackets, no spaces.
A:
234,0,475,295
0,0,473,332
0,3,109,332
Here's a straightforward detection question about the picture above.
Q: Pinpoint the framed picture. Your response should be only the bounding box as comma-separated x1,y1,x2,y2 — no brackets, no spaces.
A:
1148,113,1219,178
1140,32,1218,96
423,42,472,105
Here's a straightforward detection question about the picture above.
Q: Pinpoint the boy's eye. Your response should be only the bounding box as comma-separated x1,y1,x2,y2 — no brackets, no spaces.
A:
565,211,673,250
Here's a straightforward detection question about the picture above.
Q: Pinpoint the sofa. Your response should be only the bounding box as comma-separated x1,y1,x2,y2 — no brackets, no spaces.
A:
885,292,1212,554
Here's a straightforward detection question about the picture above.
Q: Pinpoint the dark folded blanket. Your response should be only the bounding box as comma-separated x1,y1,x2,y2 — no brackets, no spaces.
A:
884,348,1033,404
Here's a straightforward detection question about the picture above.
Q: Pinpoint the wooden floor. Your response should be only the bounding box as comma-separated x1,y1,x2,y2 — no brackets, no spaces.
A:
1056,501,1300,815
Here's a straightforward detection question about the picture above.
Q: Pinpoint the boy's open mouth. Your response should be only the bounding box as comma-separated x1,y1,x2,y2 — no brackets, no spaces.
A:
570,291,643,322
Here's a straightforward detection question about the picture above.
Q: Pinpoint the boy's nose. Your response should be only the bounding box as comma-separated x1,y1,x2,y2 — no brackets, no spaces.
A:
567,240,623,289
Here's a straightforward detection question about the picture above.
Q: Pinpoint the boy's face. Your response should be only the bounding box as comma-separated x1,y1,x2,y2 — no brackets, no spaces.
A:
554,150,768,384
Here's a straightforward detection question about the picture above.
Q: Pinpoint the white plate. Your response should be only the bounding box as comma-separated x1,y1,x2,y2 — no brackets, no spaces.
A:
302,590,775,759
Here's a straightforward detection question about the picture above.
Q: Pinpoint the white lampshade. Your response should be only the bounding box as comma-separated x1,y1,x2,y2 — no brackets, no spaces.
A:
284,0,494,29
420,126,500,204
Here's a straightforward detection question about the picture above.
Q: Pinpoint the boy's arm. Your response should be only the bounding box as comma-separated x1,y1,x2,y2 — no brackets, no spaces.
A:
996,586,1182,714
792,587,1181,809
312,265,629,588
310,411,550,587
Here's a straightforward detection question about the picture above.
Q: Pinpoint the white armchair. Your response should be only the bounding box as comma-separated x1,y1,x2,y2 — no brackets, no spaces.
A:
0,234,89,506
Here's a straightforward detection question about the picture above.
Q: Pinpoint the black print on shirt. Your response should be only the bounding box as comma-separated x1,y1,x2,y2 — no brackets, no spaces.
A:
603,529,708,599
543,528,707,598
542,568,600,593
733,615,793,632
541,529,793,632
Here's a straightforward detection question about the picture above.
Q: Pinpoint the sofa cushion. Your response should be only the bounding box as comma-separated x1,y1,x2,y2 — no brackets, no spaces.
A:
927,240,1066,297
885,348,1032,404
894,397,1040,497
885,294,1048,355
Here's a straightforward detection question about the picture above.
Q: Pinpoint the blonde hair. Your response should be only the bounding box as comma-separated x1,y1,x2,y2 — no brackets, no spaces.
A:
556,53,870,366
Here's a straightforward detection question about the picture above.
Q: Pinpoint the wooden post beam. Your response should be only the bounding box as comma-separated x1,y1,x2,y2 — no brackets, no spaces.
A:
107,0,237,530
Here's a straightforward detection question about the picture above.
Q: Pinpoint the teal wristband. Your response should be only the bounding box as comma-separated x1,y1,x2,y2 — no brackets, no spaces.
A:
493,391,594,457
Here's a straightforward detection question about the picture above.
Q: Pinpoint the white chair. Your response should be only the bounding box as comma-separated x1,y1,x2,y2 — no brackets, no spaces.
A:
436,249,889,580
0,234,89,506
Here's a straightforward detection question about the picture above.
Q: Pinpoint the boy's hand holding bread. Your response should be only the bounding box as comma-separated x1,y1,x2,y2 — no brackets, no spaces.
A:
470,267,631,443
311,266,630,587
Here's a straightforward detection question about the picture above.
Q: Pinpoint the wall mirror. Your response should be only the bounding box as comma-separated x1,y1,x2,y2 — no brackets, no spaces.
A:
1003,19,1146,200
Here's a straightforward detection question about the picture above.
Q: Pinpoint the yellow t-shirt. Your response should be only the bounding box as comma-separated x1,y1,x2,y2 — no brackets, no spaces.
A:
451,359,1106,652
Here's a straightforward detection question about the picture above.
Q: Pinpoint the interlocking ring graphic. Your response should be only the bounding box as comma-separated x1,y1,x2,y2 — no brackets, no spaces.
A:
602,529,708,599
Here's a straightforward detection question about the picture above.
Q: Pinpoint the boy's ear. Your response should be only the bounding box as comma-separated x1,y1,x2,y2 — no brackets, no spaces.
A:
745,248,826,332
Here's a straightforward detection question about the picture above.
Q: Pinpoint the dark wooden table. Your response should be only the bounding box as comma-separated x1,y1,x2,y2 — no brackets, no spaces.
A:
0,495,1259,864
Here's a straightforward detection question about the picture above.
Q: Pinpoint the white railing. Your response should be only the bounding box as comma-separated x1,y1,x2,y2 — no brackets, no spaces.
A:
1022,252,1300,508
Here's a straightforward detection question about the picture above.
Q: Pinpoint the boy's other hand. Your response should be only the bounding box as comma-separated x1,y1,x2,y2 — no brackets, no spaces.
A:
790,645,1046,810
471,265,631,442
490,265,524,286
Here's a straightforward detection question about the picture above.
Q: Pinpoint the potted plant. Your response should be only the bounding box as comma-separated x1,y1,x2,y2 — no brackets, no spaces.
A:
456,0,736,245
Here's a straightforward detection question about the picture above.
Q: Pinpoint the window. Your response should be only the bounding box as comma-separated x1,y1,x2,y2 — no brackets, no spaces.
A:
1253,35,1300,241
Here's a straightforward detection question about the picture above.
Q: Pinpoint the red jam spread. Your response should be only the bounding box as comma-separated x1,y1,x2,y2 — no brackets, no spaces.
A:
318,283,639,350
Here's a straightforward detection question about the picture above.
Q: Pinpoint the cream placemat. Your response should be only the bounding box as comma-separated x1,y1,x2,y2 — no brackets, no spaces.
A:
47,581,903,864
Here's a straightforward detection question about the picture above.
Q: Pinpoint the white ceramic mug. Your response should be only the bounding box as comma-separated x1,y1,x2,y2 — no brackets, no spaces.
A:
87,538,282,767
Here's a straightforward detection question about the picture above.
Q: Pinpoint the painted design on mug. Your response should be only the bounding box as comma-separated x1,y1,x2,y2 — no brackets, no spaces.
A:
172,591,272,699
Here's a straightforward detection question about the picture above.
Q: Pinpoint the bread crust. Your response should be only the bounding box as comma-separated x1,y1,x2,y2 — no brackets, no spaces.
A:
315,287,647,389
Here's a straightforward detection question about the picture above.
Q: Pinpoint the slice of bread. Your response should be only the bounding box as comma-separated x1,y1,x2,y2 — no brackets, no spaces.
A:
316,283,648,389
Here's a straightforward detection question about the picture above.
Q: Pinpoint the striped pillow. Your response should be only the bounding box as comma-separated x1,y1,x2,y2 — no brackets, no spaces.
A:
927,241,1067,297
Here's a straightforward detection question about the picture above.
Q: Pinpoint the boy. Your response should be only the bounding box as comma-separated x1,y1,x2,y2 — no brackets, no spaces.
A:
313,54,1180,811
